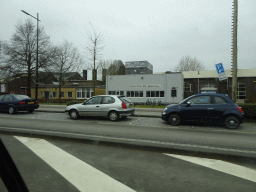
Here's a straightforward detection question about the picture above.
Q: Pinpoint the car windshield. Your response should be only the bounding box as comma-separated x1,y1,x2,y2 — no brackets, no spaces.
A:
178,95,194,104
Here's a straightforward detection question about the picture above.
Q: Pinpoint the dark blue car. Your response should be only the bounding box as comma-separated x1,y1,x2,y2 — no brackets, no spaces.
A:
162,93,245,129
0,94,39,114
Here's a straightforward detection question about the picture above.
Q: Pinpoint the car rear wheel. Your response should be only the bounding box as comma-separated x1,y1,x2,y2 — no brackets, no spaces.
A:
8,106,16,114
168,113,181,126
70,109,79,120
109,111,119,121
225,116,240,129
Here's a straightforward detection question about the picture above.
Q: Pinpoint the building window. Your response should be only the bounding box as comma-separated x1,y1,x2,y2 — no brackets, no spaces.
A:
68,92,73,98
171,89,177,97
126,91,143,97
237,82,246,99
52,92,57,98
109,91,115,95
77,92,81,98
61,92,64,98
184,83,191,92
202,82,215,88
146,91,164,97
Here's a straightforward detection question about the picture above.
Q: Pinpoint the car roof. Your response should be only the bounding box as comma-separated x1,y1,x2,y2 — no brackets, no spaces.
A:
194,93,229,97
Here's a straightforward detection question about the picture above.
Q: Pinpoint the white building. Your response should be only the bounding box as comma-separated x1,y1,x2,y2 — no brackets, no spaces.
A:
106,73,184,104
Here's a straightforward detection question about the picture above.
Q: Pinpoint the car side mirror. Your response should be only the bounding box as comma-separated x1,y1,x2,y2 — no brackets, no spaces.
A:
186,101,191,106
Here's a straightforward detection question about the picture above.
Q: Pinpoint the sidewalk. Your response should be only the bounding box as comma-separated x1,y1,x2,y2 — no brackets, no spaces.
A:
36,105,163,118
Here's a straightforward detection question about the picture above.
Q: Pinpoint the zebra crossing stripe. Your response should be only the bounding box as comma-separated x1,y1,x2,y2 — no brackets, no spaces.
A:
15,136,135,192
164,153,256,183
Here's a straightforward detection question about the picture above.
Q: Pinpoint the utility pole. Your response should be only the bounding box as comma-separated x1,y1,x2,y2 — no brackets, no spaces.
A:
231,0,238,102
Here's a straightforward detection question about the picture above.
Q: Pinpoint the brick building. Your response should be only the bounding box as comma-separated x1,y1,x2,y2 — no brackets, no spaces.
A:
182,69,256,103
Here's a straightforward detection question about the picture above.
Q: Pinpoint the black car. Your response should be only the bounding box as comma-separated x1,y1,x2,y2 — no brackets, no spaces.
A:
0,94,39,114
162,93,245,129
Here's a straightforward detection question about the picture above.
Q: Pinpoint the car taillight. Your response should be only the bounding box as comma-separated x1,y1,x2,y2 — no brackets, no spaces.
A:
122,102,127,109
35,101,39,104
238,107,243,113
19,101,26,105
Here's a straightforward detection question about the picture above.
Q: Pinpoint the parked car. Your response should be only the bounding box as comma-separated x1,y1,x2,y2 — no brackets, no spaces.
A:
162,93,245,129
0,94,39,114
65,95,135,121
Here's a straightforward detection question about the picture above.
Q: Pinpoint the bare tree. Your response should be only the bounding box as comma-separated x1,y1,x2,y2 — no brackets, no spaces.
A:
107,60,125,75
48,40,83,102
85,23,104,95
175,55,205,72
0,19,53,97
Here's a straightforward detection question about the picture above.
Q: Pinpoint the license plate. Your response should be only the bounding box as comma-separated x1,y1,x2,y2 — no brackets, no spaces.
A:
28,102,34,104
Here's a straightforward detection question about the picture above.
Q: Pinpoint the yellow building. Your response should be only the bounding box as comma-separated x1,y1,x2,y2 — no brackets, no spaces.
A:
31,86,105,101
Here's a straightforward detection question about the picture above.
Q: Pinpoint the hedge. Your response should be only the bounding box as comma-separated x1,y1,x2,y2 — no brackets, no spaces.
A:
67,100,86,106
238,103,256,119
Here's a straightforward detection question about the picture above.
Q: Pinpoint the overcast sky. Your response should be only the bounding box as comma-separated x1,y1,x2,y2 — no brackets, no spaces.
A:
1,0,256,73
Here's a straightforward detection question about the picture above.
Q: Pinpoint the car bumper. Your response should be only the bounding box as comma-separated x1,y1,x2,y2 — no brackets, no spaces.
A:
240,113,245,124
118,108,135,117
16,104,39,111
161,111,168,121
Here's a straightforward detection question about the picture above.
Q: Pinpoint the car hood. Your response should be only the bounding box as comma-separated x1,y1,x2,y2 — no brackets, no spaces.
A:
166,104,179,108
66,103,83,109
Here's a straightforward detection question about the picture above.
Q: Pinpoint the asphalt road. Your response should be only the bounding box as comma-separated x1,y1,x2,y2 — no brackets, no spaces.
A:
1,134,256,192
0,112,256,158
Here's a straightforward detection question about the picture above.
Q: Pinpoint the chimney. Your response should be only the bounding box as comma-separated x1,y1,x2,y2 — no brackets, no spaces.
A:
83,70,87,80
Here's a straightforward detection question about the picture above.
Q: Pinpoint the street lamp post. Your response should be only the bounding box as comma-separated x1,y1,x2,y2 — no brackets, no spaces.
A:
21,10,40,100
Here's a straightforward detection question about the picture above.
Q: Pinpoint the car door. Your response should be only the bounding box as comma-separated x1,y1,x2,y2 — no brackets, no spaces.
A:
0,95,6,111
100,96,116,116
181,95,211,122
80,96,103,116
2,95,12,111
207,96,228,121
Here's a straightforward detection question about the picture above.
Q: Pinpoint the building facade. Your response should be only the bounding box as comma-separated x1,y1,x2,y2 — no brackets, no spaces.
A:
125,61,153,75
182,69,256,103
106,73,184,104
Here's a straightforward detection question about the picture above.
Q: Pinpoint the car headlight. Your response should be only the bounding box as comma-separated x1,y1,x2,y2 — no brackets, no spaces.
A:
163,107,168,112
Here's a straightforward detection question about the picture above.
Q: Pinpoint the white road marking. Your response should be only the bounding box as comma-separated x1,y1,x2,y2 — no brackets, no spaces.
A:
129,117,144,124
15,136,135,192
164,153,256,183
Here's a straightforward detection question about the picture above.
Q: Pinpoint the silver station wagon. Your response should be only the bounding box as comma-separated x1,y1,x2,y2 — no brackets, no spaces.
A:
65,95,135,121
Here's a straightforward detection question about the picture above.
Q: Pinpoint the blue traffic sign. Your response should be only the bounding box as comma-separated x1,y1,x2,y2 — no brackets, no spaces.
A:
215,63,225,74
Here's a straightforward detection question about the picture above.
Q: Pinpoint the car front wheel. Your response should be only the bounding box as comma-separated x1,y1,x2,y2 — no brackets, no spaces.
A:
9,106,16,114
168,113,181,126
224,116,240,129
109,111,119,121
70,109,79,120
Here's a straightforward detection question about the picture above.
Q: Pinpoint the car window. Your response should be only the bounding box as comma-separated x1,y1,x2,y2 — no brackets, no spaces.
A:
0,95,5,101
188,96,210,104
102,96,115,104
118,96,131,103
214,96,226,104
86,97,102,105
3,95,12,101
14,95,31,100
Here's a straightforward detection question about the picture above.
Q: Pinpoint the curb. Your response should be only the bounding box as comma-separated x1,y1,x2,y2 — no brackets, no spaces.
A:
35,110,161,118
